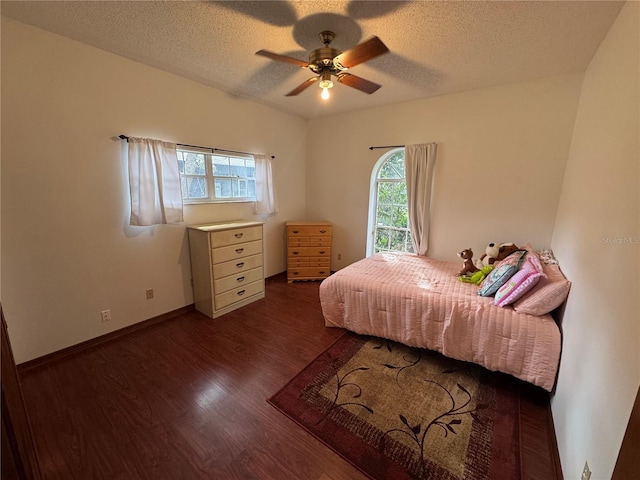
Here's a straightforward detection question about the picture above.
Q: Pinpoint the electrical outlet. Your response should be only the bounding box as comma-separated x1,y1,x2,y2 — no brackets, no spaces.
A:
581,461,591,480
338,253,342,260
146,289,154,300
101,309,111,322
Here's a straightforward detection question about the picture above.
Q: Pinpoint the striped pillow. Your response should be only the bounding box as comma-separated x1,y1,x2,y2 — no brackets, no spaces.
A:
494,253,545,307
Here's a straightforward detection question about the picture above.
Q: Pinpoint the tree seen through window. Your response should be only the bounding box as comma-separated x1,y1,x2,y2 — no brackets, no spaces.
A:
369,149,413,254
177,149,255,203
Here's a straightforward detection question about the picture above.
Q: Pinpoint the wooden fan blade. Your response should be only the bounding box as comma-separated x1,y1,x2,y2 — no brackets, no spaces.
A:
255,50,309,68
333,36,389,69
336,73,381,94
286,77,319,96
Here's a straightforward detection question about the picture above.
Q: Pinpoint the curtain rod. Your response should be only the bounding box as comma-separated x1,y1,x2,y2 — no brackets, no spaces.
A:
369,144,404,150
118,135,274,159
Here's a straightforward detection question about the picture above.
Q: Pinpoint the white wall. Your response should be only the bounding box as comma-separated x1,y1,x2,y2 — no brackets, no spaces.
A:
306,74,583,268
1,18,308,363
4,8,639,476
550,3,639,479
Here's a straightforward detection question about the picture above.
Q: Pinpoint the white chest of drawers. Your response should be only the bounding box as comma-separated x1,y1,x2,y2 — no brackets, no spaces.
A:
187,220,265,318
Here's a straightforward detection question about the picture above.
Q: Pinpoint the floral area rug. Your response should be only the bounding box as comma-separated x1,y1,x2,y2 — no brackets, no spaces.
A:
268,332,521,480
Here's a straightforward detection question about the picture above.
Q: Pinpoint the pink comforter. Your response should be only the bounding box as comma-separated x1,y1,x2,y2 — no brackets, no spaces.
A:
319,252,561,391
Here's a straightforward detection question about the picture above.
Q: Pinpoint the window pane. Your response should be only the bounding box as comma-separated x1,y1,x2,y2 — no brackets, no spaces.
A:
245,159,256,178
406,239,415,254
378,152,405,179
377,182,395,203
376,205,394,226
389,205,409,228
177,151,185,174
377,182,406,204
212,156,230,176
229,157,246,177
389,229,408,252
237,179,247,197
384,206,408,229
395,207,409,229
394,182,407,202
214,178,232,198
182,152,206,175
182,177,207,199
374,228,390,252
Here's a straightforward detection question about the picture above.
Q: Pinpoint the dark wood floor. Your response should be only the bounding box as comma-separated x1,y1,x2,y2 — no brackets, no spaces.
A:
17,274,562,480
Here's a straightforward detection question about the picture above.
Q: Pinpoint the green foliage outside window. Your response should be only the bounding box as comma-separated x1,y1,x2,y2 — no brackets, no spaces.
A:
373,151,413,254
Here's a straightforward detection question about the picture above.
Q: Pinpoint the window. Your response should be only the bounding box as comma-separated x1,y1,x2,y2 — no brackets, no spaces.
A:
366,148,413,255
177,148,256,203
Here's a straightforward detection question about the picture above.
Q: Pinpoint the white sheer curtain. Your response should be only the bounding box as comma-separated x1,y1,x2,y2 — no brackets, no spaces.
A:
405,143,437,255
127,137,183,226
253,154,277,218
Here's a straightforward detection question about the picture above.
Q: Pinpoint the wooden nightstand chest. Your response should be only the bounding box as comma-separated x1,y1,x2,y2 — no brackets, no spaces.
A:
286,221,332,283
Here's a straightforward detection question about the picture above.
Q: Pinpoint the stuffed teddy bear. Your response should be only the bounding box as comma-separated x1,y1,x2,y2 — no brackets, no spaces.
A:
496,243,519,261
475,242,500,269
457,248,479,276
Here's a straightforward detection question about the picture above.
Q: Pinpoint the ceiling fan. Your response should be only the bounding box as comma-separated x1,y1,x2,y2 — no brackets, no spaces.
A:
256,31,389,99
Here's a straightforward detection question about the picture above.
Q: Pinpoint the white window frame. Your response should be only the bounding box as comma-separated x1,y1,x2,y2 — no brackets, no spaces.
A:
178,147,256,204
366,147,412,256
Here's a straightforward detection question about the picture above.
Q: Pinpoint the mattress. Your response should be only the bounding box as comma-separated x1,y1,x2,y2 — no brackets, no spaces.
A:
319,252,561,391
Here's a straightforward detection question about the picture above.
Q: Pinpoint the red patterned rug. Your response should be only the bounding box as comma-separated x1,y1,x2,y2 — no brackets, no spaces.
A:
268,332,522,480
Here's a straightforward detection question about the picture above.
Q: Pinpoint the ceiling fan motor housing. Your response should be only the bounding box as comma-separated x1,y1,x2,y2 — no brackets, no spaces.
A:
308,47,342,74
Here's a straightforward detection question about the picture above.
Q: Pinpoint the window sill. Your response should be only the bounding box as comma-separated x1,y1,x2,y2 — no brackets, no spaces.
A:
183,199,255,205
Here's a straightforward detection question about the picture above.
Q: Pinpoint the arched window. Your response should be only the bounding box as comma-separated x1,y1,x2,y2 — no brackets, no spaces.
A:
366,148,413,256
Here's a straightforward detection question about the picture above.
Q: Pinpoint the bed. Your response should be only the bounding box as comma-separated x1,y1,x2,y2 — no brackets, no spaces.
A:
319,251,568,392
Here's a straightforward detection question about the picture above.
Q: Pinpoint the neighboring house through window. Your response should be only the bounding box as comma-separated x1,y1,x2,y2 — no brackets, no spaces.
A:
177,148,256,203
366,148,413,256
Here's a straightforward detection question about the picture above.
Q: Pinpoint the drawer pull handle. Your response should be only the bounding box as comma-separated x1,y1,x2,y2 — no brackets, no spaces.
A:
320,230,327,233
234,233,243,238
237,276,245,282
236,262,244,268
292,271,299,275
292,230,300,234
235,248,244,253
237,290,246,296
292,251,299,255
319,271,326,274
319,251,326,254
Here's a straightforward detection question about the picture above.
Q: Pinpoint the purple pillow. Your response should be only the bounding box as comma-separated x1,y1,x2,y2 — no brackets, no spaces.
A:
494,253,545,307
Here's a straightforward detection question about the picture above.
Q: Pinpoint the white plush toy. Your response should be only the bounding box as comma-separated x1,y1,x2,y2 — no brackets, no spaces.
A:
475,242,501,269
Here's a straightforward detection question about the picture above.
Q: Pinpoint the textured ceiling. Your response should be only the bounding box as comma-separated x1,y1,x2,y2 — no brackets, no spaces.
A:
1,1,625,120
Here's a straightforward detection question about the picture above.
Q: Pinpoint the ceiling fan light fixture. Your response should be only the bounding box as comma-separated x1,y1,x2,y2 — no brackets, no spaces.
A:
319,70,333,99
318,70,333,100
318,70,333,90
318,79,333,90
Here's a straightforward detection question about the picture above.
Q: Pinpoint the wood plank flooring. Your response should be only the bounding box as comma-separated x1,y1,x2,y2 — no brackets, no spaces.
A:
17,274,562,480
